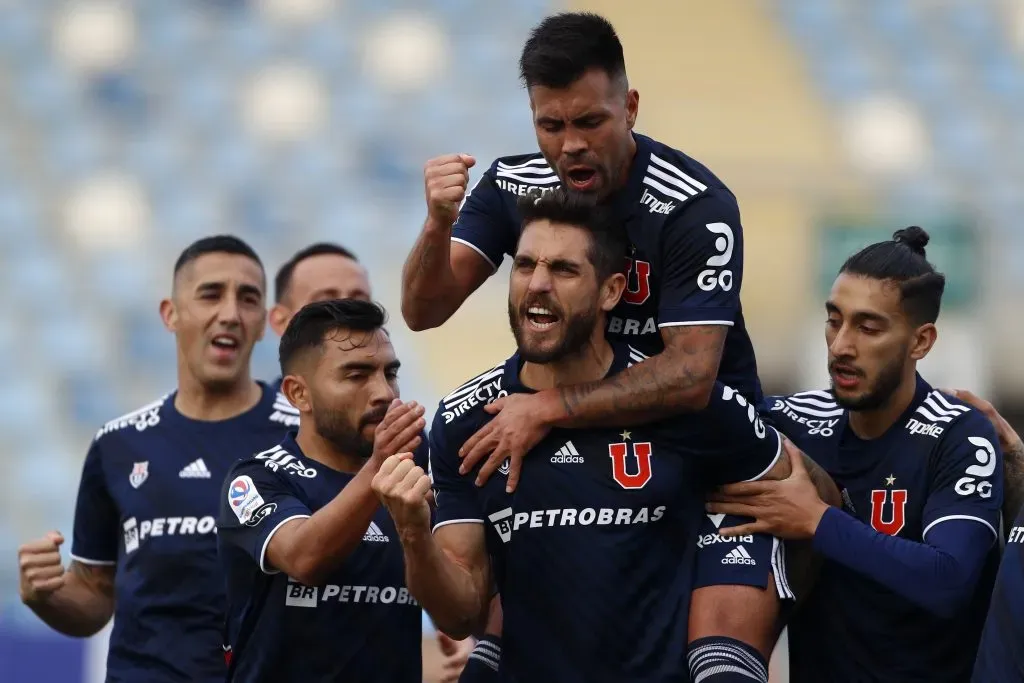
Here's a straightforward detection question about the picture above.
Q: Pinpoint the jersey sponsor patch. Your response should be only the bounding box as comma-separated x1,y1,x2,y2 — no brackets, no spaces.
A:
228,475,267,524
129,461,150,489
243,502,277,528
122,515,217,553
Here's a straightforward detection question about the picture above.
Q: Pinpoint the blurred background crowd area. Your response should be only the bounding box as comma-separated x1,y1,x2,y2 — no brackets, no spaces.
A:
2,0,1023,679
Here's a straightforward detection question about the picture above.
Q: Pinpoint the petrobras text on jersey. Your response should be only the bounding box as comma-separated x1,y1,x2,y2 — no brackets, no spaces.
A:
122,515,216,553
769,400,839,437
442,379,508,424
606,315,658,337
487,505,666,543
284,580,420,608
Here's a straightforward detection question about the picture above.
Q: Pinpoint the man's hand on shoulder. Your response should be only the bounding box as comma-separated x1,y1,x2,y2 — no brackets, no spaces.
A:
457,393,556,493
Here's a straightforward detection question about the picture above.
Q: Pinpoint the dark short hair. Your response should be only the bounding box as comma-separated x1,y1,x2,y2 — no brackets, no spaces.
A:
516,188,628,281
173,234,263,278
839,226,947,325
279,299,387,375
274,242,360,303
519,12,626,89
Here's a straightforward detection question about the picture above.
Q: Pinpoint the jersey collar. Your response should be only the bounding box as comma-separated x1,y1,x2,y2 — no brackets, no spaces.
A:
607,132,652,220
504,341,634,395
161,381,278,431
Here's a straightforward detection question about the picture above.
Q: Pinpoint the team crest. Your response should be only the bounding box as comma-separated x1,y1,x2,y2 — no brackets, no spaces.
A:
608,441,653,490
869,488,908,536
622,257,652,305
129,461,149,489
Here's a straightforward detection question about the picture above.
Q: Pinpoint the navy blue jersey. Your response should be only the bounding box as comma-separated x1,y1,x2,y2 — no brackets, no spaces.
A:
218,433,422,683
429,343,783,683
972,503,1024,682
452,133,761,403
70,382,296,683
765,378,1002,683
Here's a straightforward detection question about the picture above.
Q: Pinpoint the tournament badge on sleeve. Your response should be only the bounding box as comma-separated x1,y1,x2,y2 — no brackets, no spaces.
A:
129,461,150,489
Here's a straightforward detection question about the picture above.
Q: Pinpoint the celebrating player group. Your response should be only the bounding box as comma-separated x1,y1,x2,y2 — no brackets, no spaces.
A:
15,10,1024,683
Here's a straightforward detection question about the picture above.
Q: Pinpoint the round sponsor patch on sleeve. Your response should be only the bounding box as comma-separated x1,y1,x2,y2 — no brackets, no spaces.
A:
228,475,266,524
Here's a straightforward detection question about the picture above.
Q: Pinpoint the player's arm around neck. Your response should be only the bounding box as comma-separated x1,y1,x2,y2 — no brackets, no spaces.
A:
373,454,491,640
401,154,492,331
19,535,114,639
545,325,727,428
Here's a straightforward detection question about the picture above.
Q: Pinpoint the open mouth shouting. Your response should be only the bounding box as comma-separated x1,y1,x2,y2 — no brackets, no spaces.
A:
525,305,561,331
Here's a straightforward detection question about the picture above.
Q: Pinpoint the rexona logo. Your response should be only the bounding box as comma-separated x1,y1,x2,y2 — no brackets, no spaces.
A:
284,579,419,608
122,516,217,553
487,505,666,544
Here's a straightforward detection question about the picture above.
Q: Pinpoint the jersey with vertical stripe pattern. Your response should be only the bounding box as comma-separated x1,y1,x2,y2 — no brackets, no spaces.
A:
70,382,295,683
762,375,1002,682
429,342,783,682
451,133,760,403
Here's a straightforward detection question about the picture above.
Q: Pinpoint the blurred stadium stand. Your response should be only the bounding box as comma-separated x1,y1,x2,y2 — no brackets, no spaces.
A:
2,0,1023,681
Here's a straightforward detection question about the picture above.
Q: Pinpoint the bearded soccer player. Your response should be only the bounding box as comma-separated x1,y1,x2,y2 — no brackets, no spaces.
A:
378,191,803,683
708,228,1003,682
218,299,427,682
16,235,296,682
401,12,769,490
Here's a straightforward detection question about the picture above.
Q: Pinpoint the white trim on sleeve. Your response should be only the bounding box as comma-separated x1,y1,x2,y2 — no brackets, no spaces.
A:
259,515,311,574
450,238,498,272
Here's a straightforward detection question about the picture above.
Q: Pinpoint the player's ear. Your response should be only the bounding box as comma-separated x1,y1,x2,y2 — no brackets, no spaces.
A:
600,272,627,312
909,322,937,361
159,298,177,332
281,374,311,414
254,305,267,343
268,304,290,338
625,89,639,129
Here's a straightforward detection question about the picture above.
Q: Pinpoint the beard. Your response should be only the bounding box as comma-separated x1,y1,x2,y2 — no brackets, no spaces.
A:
313,403,389,460
508,298,599,364
831,352,906,412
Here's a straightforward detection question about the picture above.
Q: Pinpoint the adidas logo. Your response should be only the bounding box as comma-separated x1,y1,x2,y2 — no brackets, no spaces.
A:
179,458,211,479
551,440,583,464
721,545,756,566
362,521,389,543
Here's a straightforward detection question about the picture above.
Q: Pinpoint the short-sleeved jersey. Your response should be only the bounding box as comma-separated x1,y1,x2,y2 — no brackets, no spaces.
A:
429,343,783,682
218,433,422,683
451,133,761,402
972,503,1024,682
70,382,297,683
763,377,1003,683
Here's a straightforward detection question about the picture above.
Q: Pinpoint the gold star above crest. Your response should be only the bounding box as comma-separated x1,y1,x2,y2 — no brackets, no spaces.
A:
885,474,896,486
620,430,632,441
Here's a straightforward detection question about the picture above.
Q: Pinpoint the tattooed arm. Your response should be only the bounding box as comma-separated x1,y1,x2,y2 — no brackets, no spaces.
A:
556,324,727,427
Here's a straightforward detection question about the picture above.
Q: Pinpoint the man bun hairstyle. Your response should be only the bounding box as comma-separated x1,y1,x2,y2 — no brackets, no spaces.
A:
519,12,627,89
516,188,628,282
839,226,946,325
279,299,387,375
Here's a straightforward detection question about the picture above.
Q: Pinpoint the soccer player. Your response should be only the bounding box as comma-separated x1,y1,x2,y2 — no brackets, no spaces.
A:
953,390,1024,681
378,190,800,682
269,242,372,337
401,12,765,488
16,235,296,682
218,299,427,682
707,227,1004,682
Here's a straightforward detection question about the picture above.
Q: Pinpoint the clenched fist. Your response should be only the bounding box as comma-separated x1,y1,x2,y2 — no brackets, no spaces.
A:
372,454,433,536
424,153,476,227
18,531,67,604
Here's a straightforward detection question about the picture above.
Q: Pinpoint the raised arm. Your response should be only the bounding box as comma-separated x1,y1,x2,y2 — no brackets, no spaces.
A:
401,154,503,331
19,534,114,638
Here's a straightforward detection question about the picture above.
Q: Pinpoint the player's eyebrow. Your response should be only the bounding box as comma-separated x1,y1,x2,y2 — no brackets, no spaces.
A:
340,359,401,373
826,301,888,325
548,258,582,274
